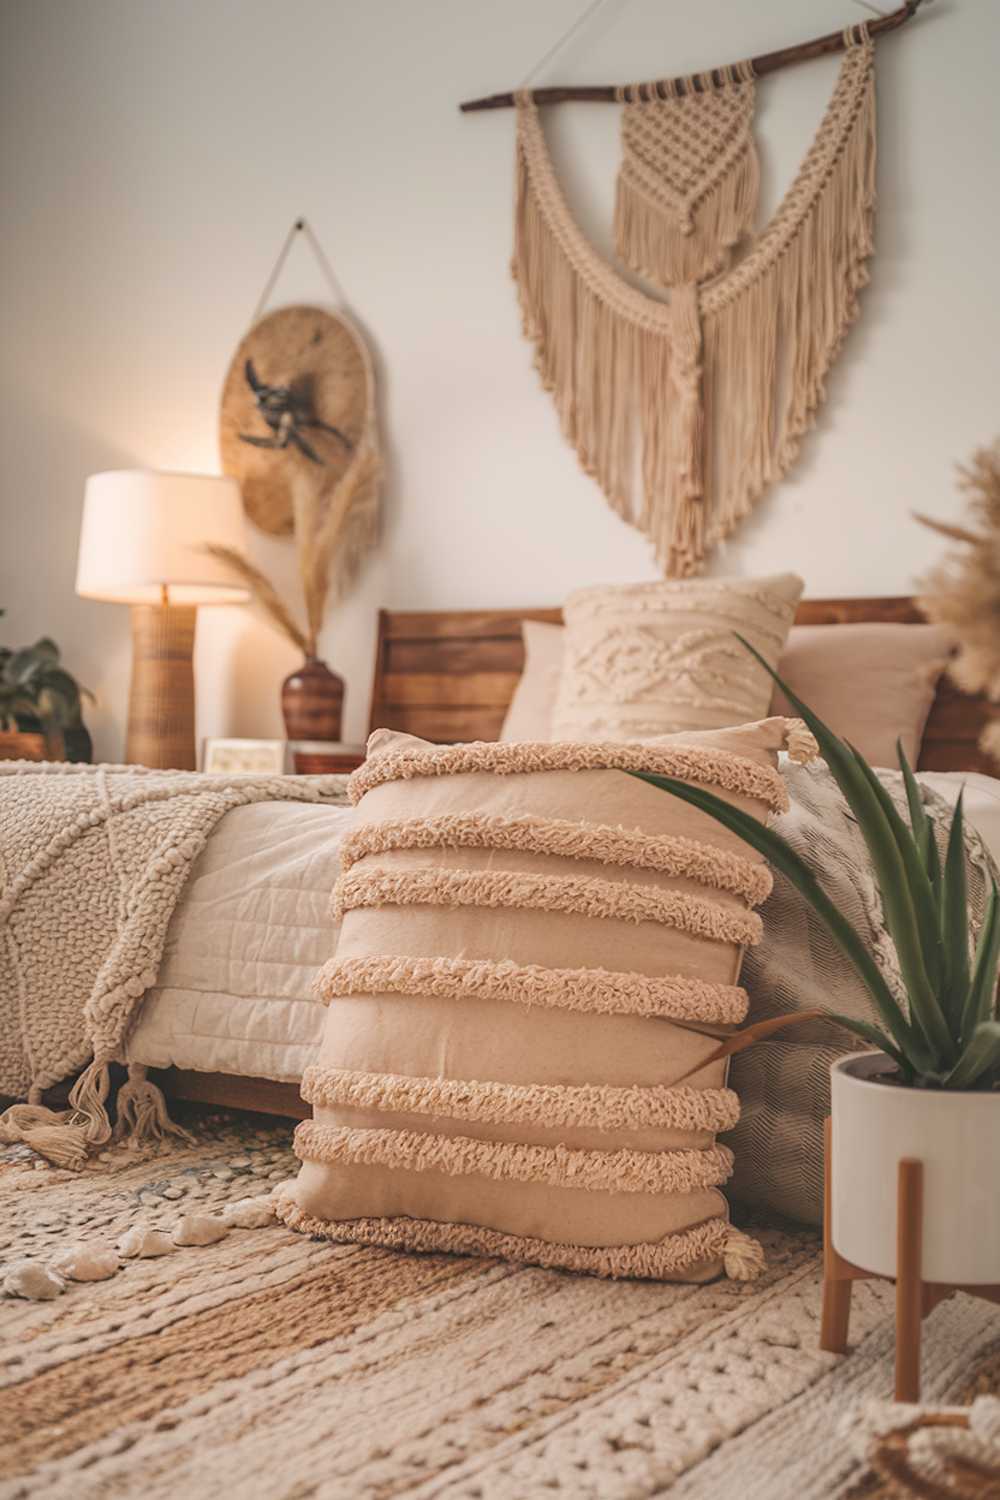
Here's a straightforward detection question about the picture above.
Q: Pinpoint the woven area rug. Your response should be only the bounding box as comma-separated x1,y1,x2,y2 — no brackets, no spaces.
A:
2,1108,998,1500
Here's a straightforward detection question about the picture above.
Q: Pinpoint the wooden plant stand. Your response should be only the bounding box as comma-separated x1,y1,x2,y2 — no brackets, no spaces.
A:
820,1117,1000,1402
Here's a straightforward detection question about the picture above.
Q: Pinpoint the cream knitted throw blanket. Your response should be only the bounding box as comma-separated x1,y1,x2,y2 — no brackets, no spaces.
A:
0,761,348,1168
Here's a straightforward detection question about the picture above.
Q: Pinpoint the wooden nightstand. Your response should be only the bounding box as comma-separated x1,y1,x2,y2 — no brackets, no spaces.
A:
288,741,366,775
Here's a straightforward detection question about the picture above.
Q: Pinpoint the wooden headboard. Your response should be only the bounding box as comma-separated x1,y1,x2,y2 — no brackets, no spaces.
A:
368,597,994,774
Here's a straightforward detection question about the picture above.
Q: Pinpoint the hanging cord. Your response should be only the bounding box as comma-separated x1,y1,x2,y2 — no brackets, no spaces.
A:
518,0,615,90
249,217,349,327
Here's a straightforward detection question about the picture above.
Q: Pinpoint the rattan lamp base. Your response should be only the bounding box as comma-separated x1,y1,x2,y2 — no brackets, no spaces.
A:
125,604,198,771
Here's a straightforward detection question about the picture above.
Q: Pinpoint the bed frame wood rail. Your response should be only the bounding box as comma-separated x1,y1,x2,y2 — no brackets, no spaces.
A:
368,597,993,774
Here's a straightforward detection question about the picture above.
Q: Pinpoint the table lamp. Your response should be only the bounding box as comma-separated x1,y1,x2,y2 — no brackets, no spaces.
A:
76,470,249,770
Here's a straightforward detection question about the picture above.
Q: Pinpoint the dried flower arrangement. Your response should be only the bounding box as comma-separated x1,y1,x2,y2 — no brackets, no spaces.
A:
916,440,1000,762
207,450,380,661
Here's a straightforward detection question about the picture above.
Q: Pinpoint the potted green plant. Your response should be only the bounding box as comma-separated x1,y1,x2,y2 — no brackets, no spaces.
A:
0,626,93,762
631,637,1000,1288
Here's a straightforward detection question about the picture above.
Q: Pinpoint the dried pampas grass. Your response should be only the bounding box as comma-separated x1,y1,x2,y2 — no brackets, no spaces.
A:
207,435,381,659
293,445,381,654
917,440,1000,759
203,546,309,655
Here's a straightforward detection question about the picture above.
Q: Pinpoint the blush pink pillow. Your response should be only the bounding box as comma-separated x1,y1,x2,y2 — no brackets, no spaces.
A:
770,623,952,767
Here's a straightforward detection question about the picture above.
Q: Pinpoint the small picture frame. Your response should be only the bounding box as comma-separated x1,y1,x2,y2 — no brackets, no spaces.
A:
201,738,288,775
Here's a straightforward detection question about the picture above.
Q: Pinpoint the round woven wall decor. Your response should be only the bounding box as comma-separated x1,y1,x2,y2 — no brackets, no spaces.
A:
219,304,372,536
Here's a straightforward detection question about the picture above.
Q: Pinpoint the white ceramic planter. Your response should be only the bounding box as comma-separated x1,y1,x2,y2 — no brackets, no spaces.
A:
831,1052,1000,1285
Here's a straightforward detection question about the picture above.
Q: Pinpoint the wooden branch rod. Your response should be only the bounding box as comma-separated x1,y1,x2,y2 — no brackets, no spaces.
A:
459,0,927,112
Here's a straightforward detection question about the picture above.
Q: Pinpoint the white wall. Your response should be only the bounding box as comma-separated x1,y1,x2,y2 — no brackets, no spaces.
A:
1,0,996,762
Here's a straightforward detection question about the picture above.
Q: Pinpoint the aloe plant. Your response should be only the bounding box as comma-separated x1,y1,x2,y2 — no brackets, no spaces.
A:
630,635,1000,1092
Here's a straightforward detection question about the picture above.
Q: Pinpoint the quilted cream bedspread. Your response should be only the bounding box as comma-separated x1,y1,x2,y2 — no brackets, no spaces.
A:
127,800,354,1081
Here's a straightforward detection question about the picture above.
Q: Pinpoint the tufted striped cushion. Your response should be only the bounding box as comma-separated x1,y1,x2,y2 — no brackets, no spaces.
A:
276,720,810,1281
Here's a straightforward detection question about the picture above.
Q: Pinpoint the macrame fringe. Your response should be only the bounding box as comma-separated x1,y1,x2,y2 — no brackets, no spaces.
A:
0,1060,191,1169
615,139,759,287
662,280,706,567
513,36,876,578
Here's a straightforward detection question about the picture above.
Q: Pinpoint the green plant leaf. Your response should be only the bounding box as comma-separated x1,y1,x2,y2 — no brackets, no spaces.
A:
848,746,947,1012
943,1020,1000,1090
36,688,70,729
9,640,60,688
735,634,949,1069
10,693,39,722
825,1013,913,1078
898,738,943,903
630,771,918,1059
940,788,970,1030
8,648,43,687
961,880,1000,1044
925,820,942,903
36,667,80,712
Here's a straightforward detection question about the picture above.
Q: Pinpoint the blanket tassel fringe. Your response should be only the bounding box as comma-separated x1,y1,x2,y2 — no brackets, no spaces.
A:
0,1061,191,1169
113,1063,194,1146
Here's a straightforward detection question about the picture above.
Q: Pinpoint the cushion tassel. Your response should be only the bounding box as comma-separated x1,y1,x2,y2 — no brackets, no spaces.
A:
113,1063,194,1146
724,1225,766,1282
784,718,820,765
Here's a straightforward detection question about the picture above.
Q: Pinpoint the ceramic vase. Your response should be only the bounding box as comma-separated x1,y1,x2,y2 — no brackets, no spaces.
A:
281,658,345,743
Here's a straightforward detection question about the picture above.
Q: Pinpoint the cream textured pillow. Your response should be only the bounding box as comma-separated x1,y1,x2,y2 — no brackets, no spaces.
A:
276,718,815,1282
552,575,803,742
770,623,953,768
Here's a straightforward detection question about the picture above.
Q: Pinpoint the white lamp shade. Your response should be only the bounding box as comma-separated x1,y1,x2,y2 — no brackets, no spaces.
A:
76,469,251,605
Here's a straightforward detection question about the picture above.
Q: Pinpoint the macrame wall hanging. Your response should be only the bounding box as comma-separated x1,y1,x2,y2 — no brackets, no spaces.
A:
461,3,928,578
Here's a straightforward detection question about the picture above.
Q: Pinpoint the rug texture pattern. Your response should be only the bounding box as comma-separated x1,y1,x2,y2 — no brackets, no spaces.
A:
1,1111,998,1500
